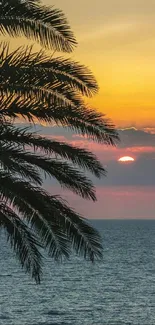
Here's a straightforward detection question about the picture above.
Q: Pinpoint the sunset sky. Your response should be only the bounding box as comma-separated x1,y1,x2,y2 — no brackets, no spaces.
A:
51,0,155,128
12,0,155,218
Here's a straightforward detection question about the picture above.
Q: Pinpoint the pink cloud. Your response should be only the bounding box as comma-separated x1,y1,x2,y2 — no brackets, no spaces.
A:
38,128,155,163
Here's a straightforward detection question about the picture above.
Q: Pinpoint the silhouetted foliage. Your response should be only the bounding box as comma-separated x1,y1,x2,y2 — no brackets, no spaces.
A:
0,0,76,51
0,1,119,282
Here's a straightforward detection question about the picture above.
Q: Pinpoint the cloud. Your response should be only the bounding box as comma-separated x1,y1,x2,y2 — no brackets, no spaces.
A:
17,123,155,145
118,128,155,147
16,123,155,187
15,122,155,218
95,158,155,186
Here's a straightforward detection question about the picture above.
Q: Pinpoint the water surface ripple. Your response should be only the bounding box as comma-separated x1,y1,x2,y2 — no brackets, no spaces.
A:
0,220,155,325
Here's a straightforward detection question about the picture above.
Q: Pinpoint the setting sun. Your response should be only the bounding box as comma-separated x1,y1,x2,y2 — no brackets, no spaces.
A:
118,156,135,162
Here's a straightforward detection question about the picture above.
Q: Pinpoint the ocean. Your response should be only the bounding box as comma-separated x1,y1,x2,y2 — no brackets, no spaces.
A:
0,219,155,325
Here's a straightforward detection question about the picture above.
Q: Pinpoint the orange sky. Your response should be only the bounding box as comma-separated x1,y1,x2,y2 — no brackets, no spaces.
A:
42,0,155,129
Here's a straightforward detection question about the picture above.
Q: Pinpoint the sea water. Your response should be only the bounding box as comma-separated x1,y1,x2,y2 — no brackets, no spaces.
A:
0,220,155,325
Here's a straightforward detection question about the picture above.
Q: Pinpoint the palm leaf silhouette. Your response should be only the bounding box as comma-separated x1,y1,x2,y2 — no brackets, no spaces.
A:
0,2,119,282
0,0,76,51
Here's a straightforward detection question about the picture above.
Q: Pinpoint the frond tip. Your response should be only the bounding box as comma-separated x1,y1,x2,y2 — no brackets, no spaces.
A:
0,171,103,270
0,202,43,283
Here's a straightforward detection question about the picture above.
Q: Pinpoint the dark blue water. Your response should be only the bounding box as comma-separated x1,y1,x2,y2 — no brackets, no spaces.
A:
0,220,155,325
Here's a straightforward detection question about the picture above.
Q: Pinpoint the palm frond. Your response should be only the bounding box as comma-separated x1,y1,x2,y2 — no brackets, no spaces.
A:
0,149,96,200
0,0,76,51
0,94,119,145
0,44,97,103
35,57,99,97
15,194,103,262
0,123,106,178
13,198,71,260
30,193,103,261
0,44,98,97
0,44,119,145
0,201,42,283
0,142,42,184
0,172,103,261
48,196,103,261
0,85,84,111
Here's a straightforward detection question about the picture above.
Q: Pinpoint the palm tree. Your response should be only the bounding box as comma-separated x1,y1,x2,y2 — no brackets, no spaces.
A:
0,1,119,283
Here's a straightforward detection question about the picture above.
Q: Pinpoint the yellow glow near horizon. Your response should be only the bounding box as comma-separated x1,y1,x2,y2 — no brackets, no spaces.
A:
118,156,135,162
